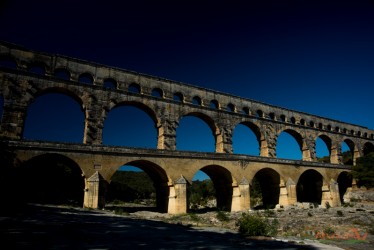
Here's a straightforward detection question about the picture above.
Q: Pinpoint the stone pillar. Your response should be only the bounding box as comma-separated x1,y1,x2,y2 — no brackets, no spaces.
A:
286,178,297,204
83,171,105,209
329,180,341,207
215,123,233,153
321,183,332,208
278,179,289,206
231,185,241,212
83,97,104,145
0,102,28,139
330,143,341,164
168,176,187,214
238,178,250,211
157,119,178,150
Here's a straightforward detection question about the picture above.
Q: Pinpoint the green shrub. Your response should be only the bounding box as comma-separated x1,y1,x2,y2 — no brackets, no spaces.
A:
323,226,335,235
237,213,279,236
216,210,229,222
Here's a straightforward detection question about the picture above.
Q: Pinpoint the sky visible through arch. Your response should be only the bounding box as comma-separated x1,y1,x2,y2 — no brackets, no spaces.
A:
1,0,373,180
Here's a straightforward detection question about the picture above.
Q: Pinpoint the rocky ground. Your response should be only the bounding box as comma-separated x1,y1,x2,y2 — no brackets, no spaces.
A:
1,189,373,249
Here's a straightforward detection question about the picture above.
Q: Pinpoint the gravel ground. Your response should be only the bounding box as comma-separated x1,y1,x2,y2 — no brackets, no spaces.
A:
0,204,349,250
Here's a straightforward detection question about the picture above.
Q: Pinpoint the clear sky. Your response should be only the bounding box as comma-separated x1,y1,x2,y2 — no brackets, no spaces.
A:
1,1,373,179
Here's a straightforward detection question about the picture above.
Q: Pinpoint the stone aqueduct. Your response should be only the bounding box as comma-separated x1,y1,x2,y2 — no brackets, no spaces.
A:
1,41,374,214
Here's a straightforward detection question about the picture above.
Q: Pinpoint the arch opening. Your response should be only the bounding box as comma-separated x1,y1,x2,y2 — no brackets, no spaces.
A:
227,103,235,112
23,92,85,143
103,78,117,90
276,129,303,160
189,171,216,212
342,140,354,165
210,99,219,109
363,142,374,156
15,154,84,206
296,170,323,204
128,83,141,94
106,161,169,213
29,62,46,75
103,104,157,148
151,88,163,98
337,172,352,204
54,68,71,80
173,92,183,102
176,114,216,152
192,96,201,106
316,135,331,163
0,56,17,69
232,122,261,156
78,73,94,84
189,165,233,212
251,168,280,209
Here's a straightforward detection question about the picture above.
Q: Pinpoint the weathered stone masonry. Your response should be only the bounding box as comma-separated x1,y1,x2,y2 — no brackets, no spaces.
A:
1,41,374,213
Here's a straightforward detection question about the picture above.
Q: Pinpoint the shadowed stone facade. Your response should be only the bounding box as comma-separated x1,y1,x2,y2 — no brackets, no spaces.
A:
1,41,373,213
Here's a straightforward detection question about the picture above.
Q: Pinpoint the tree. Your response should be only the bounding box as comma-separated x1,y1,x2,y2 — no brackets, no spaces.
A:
351,152,374,188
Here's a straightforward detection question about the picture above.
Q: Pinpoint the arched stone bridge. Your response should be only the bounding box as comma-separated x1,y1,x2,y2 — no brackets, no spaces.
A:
1,41,373,213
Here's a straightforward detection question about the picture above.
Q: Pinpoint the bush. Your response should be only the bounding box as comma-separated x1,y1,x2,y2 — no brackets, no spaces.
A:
216,210,229,222
237,213,279,236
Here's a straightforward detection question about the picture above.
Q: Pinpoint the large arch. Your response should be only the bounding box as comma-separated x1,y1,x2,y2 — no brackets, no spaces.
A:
232,122,261,156
296,169,323,204
276,129,304,160
316,134,332,163
341,138,355,165
337,171,352,203
23,89,85,143
103,102,158,148
15,153,85,206
363,142,374,156
251,168,280,209
176,113,217,152
107,160,170,212
190,165,234,211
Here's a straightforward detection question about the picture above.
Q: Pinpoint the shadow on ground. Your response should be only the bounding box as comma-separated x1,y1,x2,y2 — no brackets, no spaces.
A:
0,204,320,249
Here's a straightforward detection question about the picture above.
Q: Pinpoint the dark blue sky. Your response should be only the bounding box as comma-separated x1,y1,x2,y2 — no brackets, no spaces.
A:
0,1,373,174
1,0,373,128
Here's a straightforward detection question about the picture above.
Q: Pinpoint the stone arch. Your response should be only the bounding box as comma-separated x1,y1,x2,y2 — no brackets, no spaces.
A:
276,128,305,160
176,112,218,152
15,153,85,206
23,88,85,142
173,92,184,103
210,99,219,109
296,169,323,204
279,114,286,122
337,171,352,203
108,160,170,212
54,67,71,80
0,54,18,69
316,134,332,163
192,165,235,211
227,103,235,112
251,168,280,209
232,121,262,156
103,101,159,147
78,72,94,84
341,138,357,165
363,142,374,156
151,88,164,98
128,83,141,94
192,96,201,105
242,107,250,115
28,61,47,75
103,78,117,90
